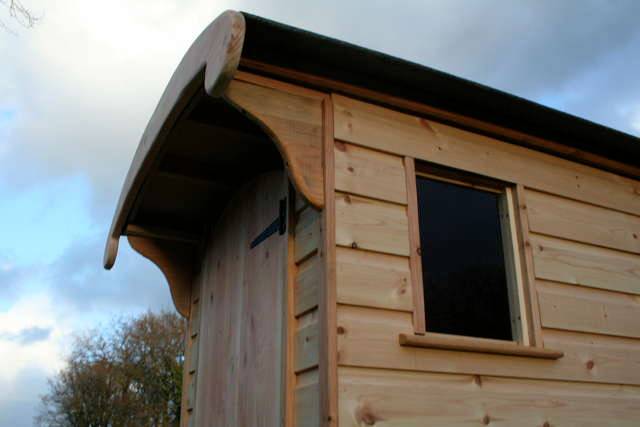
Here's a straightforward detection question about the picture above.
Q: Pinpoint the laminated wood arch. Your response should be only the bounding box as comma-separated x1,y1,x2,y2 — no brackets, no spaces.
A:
103,10,325,317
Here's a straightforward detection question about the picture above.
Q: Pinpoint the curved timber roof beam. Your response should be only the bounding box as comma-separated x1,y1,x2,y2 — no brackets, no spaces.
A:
103,10,244,269
104,10,325,271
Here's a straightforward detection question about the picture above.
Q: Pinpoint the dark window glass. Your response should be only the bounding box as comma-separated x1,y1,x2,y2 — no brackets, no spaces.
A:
417,176,513,341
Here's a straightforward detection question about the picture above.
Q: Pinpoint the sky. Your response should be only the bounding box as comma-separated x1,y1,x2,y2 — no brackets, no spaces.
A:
1,0,639,425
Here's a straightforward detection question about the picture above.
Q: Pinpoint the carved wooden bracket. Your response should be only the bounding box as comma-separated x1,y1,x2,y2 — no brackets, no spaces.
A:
224,79,325,209
127,235,194,317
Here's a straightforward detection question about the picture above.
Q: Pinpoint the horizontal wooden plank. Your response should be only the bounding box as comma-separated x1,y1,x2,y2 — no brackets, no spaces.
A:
295,207,321,263
190,300,200,338
296,317,319,373
333,94,640,216
295,256,320,316
339,367,640,427
531,234,640,295
399,332,563,359
335,192,410,256
295,379,320,427
538,281,640,338
189,338,198,375
336,304,640,385
527,189,640,254
334,141,407,204
336,247,413,312
543,329,640,385
294,190,308,214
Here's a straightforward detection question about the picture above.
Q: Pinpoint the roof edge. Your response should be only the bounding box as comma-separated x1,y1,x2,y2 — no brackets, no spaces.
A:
103,10,245,269
239,12,640,173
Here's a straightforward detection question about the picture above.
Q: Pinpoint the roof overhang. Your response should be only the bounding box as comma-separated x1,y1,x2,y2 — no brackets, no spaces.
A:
105,9,640,274
103,10,245,269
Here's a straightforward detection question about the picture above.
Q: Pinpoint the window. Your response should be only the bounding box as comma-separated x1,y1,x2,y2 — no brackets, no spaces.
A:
414,163,522,342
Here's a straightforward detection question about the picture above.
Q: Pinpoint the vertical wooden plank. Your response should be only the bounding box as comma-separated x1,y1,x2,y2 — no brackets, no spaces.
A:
514,184,543,347
321,95,338,427
404,157,426,334
499,188,525,344
285,187,296,427
180,319,194,427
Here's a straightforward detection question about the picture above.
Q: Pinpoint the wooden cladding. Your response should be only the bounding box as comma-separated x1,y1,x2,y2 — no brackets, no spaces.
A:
333,94,640,217
335,192,410,256
338,367,640,426
292,202,323,427
334,141,407,204
538,281,640,339
336,304,640,385
531,234,640,295
329,91,640,424
527,189,640,255
336,247,413,312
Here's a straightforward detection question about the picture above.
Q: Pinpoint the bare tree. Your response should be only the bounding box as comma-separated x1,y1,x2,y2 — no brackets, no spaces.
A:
1,0,38,32
36,311,186,427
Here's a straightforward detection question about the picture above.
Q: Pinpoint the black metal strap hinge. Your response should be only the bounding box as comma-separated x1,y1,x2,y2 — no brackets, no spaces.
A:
250,197,287,249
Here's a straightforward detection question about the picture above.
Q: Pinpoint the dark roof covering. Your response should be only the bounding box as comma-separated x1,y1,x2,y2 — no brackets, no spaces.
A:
240,12,640,168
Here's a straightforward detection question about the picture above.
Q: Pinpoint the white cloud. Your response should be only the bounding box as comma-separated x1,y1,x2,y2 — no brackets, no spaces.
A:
0,293,65,384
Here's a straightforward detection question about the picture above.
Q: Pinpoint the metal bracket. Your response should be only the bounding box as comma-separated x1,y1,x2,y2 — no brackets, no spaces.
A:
250,197,287,249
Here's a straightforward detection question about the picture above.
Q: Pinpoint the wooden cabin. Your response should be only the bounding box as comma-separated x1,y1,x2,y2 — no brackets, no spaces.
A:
104,11,640,426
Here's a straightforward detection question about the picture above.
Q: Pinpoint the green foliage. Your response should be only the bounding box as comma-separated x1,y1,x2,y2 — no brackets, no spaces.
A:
36,311,186,427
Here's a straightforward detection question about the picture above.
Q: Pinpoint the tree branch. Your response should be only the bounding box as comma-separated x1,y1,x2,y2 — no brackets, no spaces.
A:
1,0,39,33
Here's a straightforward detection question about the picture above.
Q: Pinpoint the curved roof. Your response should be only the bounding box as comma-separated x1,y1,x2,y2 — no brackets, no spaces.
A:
105,10,640,269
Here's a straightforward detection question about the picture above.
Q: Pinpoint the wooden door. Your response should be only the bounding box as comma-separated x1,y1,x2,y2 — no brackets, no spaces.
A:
194,171,288,427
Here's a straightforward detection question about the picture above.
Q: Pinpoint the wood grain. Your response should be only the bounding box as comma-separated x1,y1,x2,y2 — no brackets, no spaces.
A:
542,329,640,385
333,94,640,217
538,280,640,338
335,192,410,256
296,321,320,372
242,58,640,180
404,157,426,334
336,304,640,385
399,332,563,359
336,247,413,312
127,236,194,317
527,189,640,254
225,79,324,208
531,234,640,295
295,256,320,316
294,207,321,263
334,141,407,204
512,185,542,346
320,94,338,426
194,172,286,427
295,376,320,427
338,366,640,427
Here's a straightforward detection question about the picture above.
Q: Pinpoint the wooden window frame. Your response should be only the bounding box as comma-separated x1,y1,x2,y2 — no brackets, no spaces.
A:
403,157,561,359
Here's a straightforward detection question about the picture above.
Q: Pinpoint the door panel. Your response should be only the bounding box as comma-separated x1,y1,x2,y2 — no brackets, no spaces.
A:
194,171,288,427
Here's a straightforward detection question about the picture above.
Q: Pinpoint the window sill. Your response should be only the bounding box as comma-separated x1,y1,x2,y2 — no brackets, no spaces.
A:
399,333,563,360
